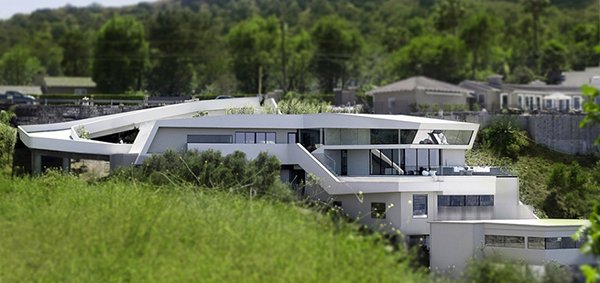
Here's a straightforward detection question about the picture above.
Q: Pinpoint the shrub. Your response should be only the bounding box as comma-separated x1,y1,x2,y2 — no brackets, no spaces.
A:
462,256,538,283
111,149,294,201
543,162,598,218
480,118,529,159
0,110,16,169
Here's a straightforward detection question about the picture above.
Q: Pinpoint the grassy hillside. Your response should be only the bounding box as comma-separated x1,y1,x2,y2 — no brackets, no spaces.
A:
466,144,598,216
0,173,425,282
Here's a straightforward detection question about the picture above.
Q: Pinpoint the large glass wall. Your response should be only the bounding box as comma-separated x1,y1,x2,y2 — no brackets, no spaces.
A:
300,129,321,151
323,129,369,145
413,130,473,145
370,149,402,175
370,129,399,144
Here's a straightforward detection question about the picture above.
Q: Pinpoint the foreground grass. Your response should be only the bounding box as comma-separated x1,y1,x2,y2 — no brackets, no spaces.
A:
466,144,597,216
0,173,424,282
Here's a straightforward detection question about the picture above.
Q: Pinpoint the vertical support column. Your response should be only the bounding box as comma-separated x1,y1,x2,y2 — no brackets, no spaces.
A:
62,158,71,173
31,150,42,176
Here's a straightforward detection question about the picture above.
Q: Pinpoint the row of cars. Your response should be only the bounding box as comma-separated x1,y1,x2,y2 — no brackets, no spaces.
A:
0,91,37,105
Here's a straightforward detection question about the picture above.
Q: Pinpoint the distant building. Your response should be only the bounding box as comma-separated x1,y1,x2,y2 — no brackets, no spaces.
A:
34,75,97,95
367,76,474,114
562,67,600,88
460,75,584,113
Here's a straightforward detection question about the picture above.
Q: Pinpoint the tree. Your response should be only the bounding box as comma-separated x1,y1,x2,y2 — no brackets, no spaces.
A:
282,30,314,93
92,16,148,94
227,16,279,94
540,40,568,85
390,34,468,83
460,13,501,78
542,163,596,218
522,0,550,70
0,46,43,85
147,10,198,96
59,28,92,76
479,118,529,159
506,66,537,84
432,0,466,34
311,15,362,93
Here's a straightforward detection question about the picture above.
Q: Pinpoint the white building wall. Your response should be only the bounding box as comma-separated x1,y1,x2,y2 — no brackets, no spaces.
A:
430,222,484,277
399,192,437,235
333,193,402,233
493,177,521,219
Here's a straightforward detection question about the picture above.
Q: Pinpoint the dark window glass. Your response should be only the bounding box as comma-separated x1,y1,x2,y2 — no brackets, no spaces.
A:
266,132,276,144
300,129,320,150
545,238,561,249
370,149,400,175
449,196,465,206
505,236,525,248
287,132,297,144
528,237,545,249
485,235,504,247
235,132,245,144
465,195,480,206
400,130,418,144
370,129,399,144
560,237,577,249
371,202,386,219
413,194,428,218
187,135,233,144
438,195,450,207
332,201,342,208
430,130,473,145
256,132,267,144
479,195,494,206
245,132,255,144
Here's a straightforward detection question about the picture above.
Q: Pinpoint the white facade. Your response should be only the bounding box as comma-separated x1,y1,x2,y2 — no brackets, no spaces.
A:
16,97,591,274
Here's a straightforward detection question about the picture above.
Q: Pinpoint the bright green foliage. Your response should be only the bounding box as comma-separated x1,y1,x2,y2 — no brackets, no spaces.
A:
146,10,199,96
282,30,315,93
543,162,599,219
112,149,292,201
59,28,92,76
462,256,538,283
228,16,279,94
506,66,537,84
581,85,600,144
311,15,362,93
0,46,43,85
390,34,468,84
0,173,425,282
479,118,530,159
92,16,149,93
540,40,568,84
0,110,16,169
575,205,600,283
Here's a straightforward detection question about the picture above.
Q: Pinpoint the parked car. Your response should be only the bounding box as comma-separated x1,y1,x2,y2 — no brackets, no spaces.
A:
215,95,233,99
0,91,36,105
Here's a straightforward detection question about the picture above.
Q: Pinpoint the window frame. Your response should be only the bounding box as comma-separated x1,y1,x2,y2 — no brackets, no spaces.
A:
371,202,387,219
412,194,428,219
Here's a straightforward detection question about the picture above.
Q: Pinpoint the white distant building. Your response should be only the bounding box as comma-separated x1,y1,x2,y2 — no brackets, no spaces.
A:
15,97,594,275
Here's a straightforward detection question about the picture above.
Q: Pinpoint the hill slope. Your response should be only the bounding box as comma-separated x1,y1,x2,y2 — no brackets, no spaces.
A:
0,173,424,282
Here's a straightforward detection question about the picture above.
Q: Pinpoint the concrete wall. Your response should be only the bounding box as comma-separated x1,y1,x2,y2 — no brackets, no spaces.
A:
333,192,403,233
430,222,484,277
427,113,600,155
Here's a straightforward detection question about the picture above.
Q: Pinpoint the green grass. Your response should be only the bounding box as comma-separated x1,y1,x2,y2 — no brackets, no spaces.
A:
466,144,598,216
0,173,425,282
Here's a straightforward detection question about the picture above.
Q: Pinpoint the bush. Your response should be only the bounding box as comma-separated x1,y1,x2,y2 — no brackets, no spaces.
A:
543,162,598,218
462,256,572,283
0,110,16,170
480,118,530,159
111,149,294,201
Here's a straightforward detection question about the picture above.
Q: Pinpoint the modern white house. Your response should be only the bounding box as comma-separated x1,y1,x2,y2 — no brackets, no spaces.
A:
15,97,593,275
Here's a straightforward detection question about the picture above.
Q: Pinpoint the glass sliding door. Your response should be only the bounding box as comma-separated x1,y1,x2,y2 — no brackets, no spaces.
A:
370,149,401,175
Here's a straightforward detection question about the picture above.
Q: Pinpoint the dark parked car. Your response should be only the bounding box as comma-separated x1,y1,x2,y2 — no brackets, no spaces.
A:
0,91,36,105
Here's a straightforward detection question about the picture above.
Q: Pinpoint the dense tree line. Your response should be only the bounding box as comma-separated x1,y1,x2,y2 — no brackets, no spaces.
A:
0,0,599,94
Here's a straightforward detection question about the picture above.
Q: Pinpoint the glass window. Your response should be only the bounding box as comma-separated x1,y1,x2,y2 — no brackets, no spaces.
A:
300,129,320,150
560,237,577,249
287,132,297,144
465,195,480,206
324,128,341,145
235,132,245,144
371,202,386,219
437,195,450,207
245,132,255,144
332,201,342,208
485,235,504,247
528,237,545,249
413,194,428,218
266,132,276,144
545,238,561,249
479,195,494,206
400,130,418,144
370,129,399,144
187,135,233,144
256,132,267,144
370,149,400,175
574,97,581,110
449,196,465,206
505,236,525,248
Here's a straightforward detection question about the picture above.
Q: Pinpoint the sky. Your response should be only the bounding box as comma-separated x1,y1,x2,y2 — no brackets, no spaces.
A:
0,0,155,19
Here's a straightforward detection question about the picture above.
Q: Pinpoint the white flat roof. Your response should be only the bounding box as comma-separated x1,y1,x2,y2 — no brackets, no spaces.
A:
430,219,589,227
